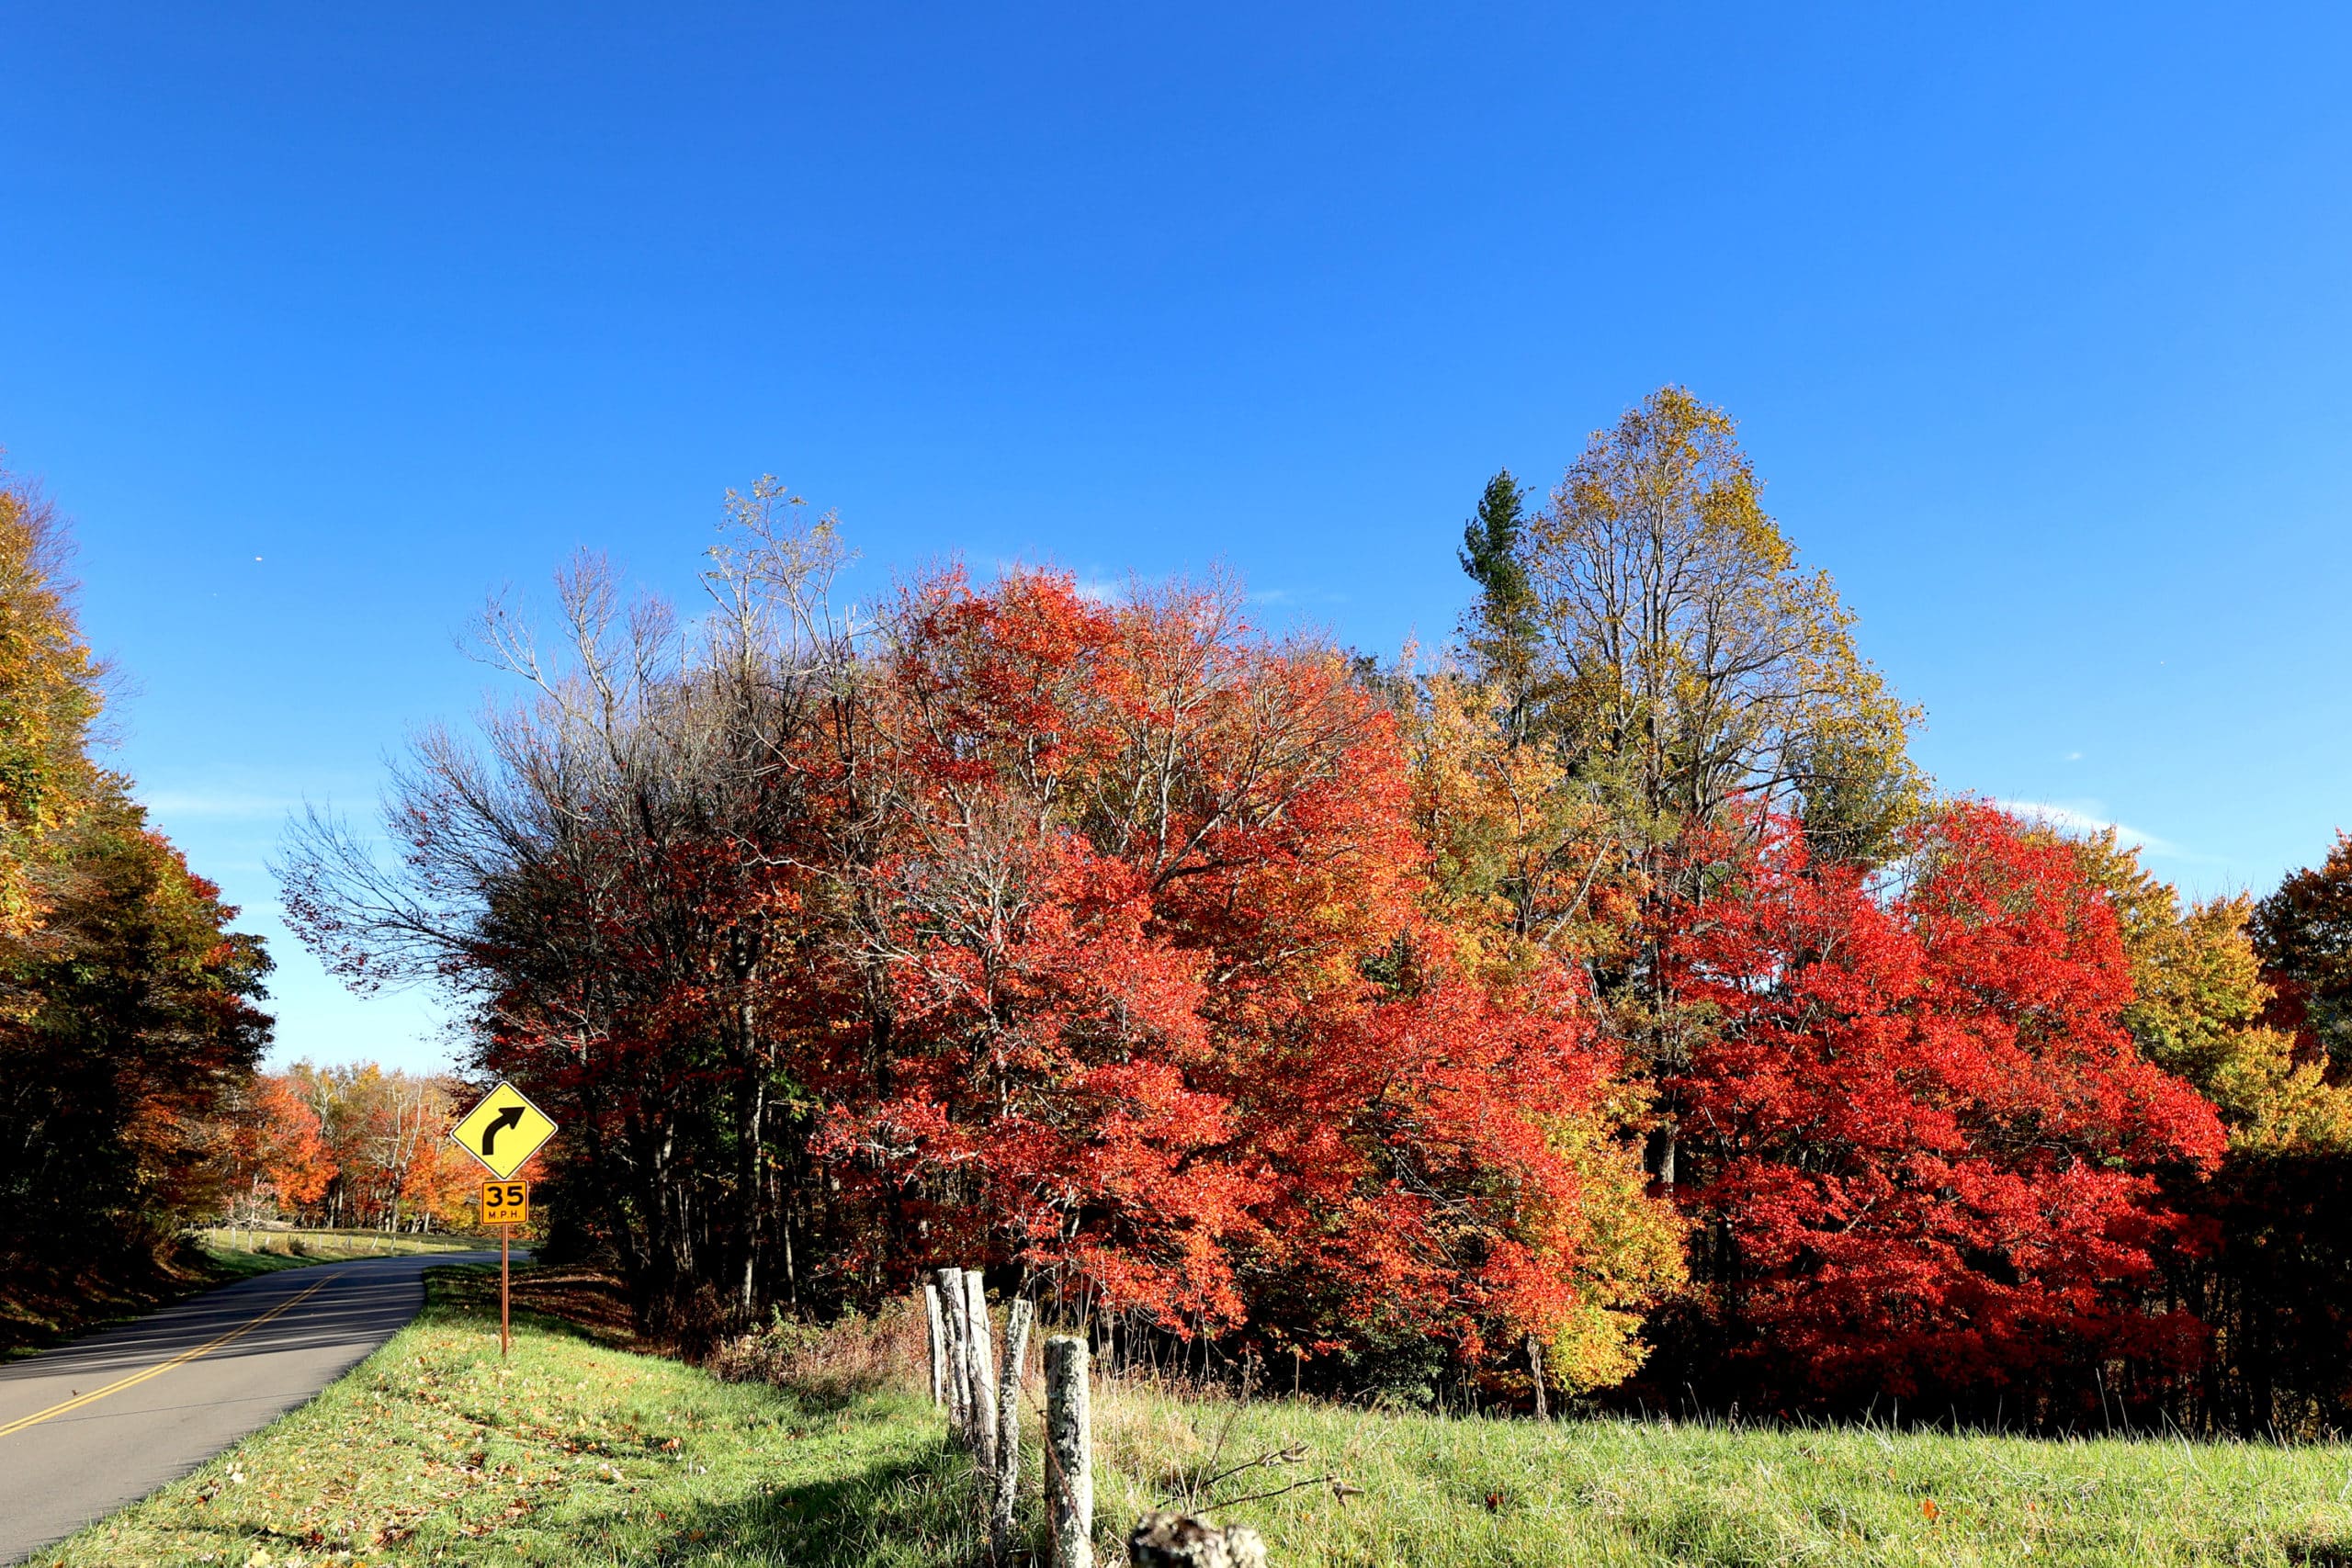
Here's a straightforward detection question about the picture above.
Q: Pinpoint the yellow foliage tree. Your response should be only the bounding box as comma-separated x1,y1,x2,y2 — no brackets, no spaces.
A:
1407,388,1929,1382
1521,387,1922,860
1537,1102,1689,1393
0,476,102,941
1406,672,1687,1393
2060,827,2352,1153
1408,671,1619,976
1443,389,1924,1190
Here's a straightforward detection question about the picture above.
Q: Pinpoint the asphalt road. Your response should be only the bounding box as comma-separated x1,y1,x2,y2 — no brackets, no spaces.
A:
0,1249,508,1564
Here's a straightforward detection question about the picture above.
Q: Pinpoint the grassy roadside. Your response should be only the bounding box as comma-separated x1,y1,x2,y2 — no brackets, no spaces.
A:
32,1264,2352,1566
1,1244,289,1361
0,1258,207,1361
198,1246,326,1282
193,1227,490,1267
32,1265,973,1568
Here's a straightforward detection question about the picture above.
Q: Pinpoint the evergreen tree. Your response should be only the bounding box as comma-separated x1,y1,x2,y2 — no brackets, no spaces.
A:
1456,469,1539,729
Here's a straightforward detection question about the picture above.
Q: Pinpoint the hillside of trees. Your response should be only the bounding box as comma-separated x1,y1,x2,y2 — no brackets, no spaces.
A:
272,388,2352,1436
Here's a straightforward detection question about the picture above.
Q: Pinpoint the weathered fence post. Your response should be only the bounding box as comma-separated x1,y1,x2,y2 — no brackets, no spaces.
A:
925,1283,948,1409
1526,1332,1548,1420
1128,1514,1268,1567
989,1297,1035,1563
964,1270,999,1480
1046,1334,1092,1568
934,1267,970,1441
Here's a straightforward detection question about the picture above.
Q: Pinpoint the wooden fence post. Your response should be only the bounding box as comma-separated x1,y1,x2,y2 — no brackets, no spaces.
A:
959,1279,997,1485
1046,1335,1092,1568
934,1267,970,1441
989,1297,1035,1563
924,1283,948,1409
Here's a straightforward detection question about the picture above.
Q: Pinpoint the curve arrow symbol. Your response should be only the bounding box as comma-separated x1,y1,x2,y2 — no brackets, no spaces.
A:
479,1105,526,1157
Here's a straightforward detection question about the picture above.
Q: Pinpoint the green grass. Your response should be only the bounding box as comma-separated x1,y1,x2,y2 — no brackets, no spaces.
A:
1088,1383,2352,1566
32,1265,976,1568
194,1226,489,1263
197,1245,323,1280
190,1229,489,1285
33,1269,2352,1566
0,1262,192,1362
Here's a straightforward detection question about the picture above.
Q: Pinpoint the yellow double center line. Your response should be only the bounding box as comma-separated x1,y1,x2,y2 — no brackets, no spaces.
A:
0,1269,345,1439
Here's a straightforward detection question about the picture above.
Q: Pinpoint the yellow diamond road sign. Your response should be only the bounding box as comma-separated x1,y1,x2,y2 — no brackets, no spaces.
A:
451,1081,557,1180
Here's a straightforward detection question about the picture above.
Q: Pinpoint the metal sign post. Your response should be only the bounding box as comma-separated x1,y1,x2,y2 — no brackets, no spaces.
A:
480,1180,530,1358
452,1084,559,1362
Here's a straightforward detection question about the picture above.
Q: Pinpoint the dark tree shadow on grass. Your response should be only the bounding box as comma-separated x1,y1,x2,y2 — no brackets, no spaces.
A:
564,1441,1004,1568
425,1262,651,1351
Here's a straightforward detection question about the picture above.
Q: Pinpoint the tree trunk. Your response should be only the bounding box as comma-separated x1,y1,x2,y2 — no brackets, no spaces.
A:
1648,1116,1678,1190
739,1065,765,1315
737,961,765,1317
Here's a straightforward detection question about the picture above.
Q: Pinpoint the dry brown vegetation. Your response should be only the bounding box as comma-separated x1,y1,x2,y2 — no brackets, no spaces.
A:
706,1298,930,1407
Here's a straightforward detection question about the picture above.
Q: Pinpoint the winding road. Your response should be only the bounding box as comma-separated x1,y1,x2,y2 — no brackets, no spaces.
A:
0,1250,505,1564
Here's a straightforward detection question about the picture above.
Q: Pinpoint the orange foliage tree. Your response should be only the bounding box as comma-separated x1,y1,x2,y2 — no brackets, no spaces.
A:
277,444,2295,1421
221,1073,335,1221
816,570,1634,1370
274,1063,473,1232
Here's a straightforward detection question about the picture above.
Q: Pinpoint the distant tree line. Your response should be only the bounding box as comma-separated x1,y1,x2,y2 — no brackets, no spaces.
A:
273,390,2352,1435
223,1063,482,1234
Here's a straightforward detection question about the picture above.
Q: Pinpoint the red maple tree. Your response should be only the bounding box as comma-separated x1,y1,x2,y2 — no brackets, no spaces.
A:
809,569,1622,1358
1663,805,2226,1410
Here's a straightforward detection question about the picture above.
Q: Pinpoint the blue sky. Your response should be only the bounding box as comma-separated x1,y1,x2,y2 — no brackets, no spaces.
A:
3,4,2347,1072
